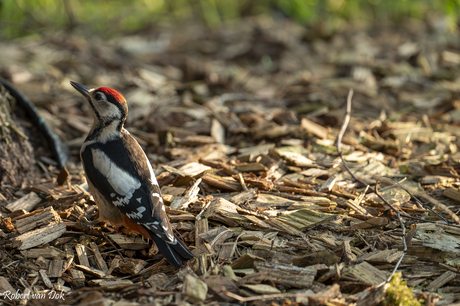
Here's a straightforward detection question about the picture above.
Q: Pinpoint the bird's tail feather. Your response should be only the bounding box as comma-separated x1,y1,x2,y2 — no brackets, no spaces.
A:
149,232,194,268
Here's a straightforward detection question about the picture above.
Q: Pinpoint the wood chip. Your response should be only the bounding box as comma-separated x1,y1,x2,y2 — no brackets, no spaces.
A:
12,222,66,250
69,268,85,288
115,258,147,275
301,118,329,139
341,262,389,285
108,234,150,250
6,192,42,212
48,259,64,278
39,269,53,288
75,244,90,267
230,254,266,269
426,271,457,291
15,206,62,234
0,276,15,294
254,261,316,288
90,242,109,273
183,274,208,303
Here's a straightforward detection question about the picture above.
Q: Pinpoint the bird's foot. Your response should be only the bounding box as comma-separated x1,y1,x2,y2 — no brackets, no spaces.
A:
83,216,106,227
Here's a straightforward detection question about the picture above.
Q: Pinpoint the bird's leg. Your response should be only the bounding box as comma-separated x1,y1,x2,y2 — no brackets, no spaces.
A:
82,216,107,227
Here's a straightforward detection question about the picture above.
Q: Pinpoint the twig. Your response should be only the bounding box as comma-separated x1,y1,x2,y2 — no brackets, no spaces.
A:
238,173,249,191
102,232,125,260
385,177,450,225
209,229,232,248
137,258,167,275
414,192,460,226
221,286,312,303
375,179,406,282
335,89,451,225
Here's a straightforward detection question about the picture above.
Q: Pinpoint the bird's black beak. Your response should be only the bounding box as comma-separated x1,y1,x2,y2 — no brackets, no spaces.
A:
70,81,91,101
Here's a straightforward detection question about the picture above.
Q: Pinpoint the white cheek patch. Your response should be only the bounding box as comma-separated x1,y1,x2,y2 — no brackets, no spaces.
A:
92,148,141,201
97,102,121,119
126,206,146,219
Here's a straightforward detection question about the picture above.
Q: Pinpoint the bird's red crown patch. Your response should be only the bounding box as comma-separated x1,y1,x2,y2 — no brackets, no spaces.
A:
97,87,126,103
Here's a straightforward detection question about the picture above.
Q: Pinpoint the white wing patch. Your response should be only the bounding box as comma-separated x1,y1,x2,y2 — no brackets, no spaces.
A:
91,148,141,201
113,196,130,207
136,197,142,203
126,206,146,219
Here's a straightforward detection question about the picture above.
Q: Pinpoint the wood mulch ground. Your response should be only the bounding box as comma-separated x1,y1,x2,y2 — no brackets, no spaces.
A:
1,16,460,305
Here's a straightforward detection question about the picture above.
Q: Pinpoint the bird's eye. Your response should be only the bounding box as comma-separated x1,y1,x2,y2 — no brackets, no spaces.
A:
95,93,103,101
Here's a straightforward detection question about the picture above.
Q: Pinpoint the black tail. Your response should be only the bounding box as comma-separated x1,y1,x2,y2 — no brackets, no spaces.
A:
150,233,194,268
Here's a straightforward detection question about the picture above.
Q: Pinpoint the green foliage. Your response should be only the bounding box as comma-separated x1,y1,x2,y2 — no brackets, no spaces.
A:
382,273,423,306
0,0,459,38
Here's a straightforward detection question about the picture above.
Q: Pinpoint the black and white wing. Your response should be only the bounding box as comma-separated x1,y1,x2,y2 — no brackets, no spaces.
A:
81,133,193,266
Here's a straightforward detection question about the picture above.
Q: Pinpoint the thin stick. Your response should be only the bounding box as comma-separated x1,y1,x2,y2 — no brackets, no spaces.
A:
335,90,446,225
375,179,406,282
238,173,249,191
415,192,460,226
385,177,450,225
221,286,312,303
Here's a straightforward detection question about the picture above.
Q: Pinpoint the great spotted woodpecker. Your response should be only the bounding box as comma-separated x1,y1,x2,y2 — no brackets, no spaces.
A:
70,81,194,268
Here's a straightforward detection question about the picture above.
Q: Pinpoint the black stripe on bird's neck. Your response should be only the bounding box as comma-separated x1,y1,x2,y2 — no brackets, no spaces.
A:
87,100,101,121
85,117,124,141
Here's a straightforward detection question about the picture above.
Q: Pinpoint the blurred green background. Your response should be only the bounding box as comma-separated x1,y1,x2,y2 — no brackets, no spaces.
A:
1,0,459,38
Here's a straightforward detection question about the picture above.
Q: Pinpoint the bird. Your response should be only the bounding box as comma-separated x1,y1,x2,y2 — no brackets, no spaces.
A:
70,81,194,268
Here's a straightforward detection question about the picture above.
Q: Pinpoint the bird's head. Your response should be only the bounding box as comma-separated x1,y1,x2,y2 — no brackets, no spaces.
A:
70,81,128,125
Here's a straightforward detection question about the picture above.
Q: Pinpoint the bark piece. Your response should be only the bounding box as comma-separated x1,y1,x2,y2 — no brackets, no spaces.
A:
358,249,404,264
15,206,61,234
21,247,66,259
443,188,460,202
234,163,268,172
356,283,389,306
74,264,107,278
6,192,41,212
89,279,133,289
90,242,109,273
202,174,241,191
308,284,343,306
12,222,66,250
230,254,266,269
426,271,457,291
301,118,328,139
147,273,170,290
170,178,202,210
230,188,258,205
179,162,211,177
204,275,238,302
107,234,150,250
69,268,85,288
242,283,281,294
115,258,147,275
341,262,389,285
254,261,316,288
218,242,236,260
183,274,208,303
75,244,90,267
0,276,15,294
39,269,53,288
293,249,340,267
48,259,64,278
